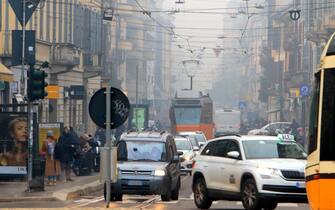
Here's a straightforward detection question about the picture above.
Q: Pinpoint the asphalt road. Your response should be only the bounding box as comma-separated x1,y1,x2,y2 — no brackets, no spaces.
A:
0,175,310,209
69,175,310,210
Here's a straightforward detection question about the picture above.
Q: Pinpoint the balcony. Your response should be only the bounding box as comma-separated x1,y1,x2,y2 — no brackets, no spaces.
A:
83,53,102,78
51,43,80,71
0,31,12,66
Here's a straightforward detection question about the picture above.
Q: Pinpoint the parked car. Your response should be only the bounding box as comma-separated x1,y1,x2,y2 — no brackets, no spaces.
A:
104,131,181,202
179,131,207,147
175,136,198,175
248,122,292,135
192,134,307,210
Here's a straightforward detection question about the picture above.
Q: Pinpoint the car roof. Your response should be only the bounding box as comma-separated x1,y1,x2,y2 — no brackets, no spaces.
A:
121,131,171,142
211,135,280,142
174,136,189,141
179,131,204,135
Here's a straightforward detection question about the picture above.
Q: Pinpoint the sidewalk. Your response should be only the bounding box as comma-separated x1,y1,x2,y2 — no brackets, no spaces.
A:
0,173,103,202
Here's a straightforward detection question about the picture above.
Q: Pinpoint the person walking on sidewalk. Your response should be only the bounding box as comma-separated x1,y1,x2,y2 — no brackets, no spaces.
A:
58,126,77,182
42,130,61,186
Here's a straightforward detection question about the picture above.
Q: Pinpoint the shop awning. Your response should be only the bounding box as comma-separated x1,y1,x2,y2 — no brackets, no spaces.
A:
0,63,13,82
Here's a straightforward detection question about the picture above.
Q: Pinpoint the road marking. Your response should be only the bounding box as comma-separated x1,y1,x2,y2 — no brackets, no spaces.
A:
70,196,104,208
278,203,299,207
134,195,159,209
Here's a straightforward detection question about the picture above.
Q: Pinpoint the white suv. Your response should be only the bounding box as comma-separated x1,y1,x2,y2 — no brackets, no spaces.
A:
192,134,308,210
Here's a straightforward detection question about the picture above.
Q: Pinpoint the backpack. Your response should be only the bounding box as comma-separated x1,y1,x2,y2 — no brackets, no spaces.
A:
47,141,55,156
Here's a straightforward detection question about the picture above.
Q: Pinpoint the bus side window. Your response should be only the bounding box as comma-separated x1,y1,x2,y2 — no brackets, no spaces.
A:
308,77,320,155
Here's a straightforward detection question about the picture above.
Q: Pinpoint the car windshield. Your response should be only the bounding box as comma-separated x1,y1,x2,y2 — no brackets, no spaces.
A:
175,139,192,151
118,141,166,162
194,134,206,143
242,140,307,160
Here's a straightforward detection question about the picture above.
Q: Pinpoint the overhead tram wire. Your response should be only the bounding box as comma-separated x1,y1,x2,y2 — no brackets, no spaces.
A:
41,0,335,13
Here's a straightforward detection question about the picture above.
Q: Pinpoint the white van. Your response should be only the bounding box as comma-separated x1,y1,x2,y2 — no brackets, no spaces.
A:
214,109,241,136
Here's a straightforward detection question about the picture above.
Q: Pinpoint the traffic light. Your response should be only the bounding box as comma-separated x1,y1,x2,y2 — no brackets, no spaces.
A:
27,64,48,101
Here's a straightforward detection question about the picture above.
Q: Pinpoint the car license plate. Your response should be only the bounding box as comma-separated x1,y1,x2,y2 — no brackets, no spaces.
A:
296,182,305,188
128,180,142,186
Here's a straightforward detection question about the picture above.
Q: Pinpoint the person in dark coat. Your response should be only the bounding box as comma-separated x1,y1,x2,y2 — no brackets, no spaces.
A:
58,126,77,181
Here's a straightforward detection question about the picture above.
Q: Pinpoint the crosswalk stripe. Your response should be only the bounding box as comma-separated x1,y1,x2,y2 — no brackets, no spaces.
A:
278,203,299,207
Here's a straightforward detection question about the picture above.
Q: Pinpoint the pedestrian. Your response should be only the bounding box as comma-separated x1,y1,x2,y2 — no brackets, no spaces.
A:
58,126,77,181
42,130,61,186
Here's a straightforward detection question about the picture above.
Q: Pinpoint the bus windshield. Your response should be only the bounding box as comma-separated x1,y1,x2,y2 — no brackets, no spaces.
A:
174,107,201,124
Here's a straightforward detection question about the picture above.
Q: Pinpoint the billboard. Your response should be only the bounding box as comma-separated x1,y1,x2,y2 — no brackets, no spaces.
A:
38,123,63,153
0,112,28,176
128,105,149,131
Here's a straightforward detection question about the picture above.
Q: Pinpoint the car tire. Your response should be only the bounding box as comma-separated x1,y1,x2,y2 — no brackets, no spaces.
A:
103,184,116,201
241,178,262,210
262,201,277,210
161,190,172,201
171,178,180,200
114,193,123,201
193,177,212,209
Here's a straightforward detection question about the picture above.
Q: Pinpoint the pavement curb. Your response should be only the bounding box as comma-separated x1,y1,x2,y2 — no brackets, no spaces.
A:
53,180,104,201
0,196,58,203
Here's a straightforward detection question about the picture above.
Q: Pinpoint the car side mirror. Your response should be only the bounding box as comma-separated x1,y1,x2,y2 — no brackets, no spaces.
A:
177,151,184,156
193,146,200,152
227,151,240,159
172,155,180,163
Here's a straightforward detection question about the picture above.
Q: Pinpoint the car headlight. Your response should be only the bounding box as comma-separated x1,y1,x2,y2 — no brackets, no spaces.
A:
183,155,193,161
154,169,166,176
258,167,281,179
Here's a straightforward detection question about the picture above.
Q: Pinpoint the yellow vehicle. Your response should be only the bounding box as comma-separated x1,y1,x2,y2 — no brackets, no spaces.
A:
306,32,335,210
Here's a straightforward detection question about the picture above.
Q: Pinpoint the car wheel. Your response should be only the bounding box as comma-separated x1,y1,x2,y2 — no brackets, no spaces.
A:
161,190,172,201
114,193,123,201
241,178,262,210
193,177,212,209
103,184,116,201
171,178,180,200
262,201,277,210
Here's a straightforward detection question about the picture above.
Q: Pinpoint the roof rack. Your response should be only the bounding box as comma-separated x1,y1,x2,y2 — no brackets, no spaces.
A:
215,133,241,138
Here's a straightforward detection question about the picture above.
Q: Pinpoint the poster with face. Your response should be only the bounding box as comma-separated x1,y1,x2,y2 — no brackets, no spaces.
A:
0,112,28,175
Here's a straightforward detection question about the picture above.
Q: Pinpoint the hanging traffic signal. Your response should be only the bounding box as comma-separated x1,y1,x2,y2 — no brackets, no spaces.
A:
27,64,48,101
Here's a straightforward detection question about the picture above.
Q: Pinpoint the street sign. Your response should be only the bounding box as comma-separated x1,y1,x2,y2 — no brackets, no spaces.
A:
12,30,36,65
69,85,85,100
8,0,40,26
238,101,247,110
89,87,130,129
300,85,310,97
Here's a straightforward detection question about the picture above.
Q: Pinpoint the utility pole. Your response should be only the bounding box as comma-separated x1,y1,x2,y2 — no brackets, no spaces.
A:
135,65,139,130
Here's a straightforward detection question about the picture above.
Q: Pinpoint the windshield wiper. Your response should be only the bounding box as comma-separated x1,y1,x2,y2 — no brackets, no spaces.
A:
132,159,160,162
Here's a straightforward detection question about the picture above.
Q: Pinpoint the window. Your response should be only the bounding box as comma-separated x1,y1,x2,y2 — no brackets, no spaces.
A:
117,140,167,162
201,141,217,156
174,107,201,124
308,72,320,154
214,140,240,158
320,70,335,161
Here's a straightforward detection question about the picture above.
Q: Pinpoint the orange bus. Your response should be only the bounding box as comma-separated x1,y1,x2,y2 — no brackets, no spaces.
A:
169,92,214,139
306,32,335,210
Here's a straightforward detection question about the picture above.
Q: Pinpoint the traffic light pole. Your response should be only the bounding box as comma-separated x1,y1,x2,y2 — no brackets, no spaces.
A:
21,0,34,192
105,85,111,208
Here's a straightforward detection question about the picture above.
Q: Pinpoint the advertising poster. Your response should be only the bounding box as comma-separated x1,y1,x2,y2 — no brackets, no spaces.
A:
38,123,63,153
0,112,28,176
129,105,149,131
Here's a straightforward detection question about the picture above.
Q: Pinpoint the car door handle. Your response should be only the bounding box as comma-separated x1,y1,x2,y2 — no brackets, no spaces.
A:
203,165,208,168
220,167,225,170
